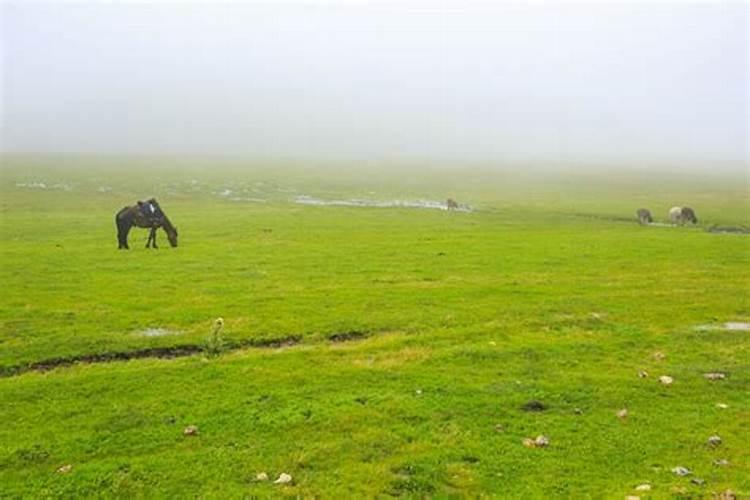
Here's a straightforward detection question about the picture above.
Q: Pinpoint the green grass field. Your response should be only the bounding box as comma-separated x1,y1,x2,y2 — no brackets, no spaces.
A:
1,155,748,497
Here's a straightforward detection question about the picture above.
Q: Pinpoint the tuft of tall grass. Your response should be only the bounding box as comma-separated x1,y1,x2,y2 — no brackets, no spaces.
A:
204,317,225,358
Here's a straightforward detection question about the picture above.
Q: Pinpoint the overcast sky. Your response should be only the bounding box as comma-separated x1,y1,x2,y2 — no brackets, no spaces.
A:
1,1,747,168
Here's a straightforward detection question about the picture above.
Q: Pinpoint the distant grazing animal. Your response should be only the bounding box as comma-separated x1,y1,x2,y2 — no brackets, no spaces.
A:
669,206,698,225
636,208,653,225
115,198,178,249
446,198,459,210
680,206,698,224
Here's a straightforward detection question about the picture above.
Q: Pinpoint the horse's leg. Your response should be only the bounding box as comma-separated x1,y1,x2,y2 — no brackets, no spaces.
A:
146,227,154,248
118,222,130,249
152,227,159,249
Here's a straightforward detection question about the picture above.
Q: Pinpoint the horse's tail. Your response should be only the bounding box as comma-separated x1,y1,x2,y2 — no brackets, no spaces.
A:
115,206,131,249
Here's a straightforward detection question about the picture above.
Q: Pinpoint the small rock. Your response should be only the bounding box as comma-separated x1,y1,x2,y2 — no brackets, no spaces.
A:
659,375,673,385
653,352,666,361
56,464,72,474
704,372,726,380
690,477,705,486
718,489,737,500
521,400,547,412
415,389,422,395
635,483,651,492
534,435,549,447
494,424,504,433
573,407,583,415
274,473,292,485
671,466,691,476
707,435,722,447
716,403,728,409
183,425,199,436
256,472,269,481
713,459,729,467
617,408,628,419
638,370,649,378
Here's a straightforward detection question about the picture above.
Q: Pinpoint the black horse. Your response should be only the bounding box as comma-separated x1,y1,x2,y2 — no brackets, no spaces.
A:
115,198,178,249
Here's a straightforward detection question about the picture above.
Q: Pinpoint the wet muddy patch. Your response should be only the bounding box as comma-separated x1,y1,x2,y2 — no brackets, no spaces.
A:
706,225,750,235
329,330,370,343
0,334,304,377
0,345,204,377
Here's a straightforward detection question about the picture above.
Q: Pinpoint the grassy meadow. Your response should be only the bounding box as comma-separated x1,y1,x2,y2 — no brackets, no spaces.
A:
0,155,748,497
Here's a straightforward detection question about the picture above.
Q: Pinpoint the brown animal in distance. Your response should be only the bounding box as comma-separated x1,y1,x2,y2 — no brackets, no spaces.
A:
446,198,459,211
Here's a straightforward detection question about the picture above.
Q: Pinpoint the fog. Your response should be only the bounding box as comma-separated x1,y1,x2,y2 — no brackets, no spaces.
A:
1,1,747,171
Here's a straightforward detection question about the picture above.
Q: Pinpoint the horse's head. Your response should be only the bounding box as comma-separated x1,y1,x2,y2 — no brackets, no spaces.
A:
682,207,698,224
166,226,178,247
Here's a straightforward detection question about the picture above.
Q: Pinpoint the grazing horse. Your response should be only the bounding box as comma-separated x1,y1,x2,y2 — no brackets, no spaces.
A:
115,199,178,249
446,198,459,211
681,207,698,224
636,208,653,225
669,206,698,225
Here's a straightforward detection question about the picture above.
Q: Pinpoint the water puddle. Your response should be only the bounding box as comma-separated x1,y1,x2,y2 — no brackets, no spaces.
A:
694,322,750,332
16,182,73,191
134,328,181,337
293,195,473,212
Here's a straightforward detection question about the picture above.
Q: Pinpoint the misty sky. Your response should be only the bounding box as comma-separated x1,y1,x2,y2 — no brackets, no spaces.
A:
1,1,747,167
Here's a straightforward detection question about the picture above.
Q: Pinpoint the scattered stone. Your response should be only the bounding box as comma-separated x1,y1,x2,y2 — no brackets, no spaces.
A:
704,372,726,380
521,400,547,412
718,489,737,500
671,466,691,476
659,375,674,385
183,425,199,436
707,435,722,447
534,435,550,447
494,424,504,433
522,435,550,448
255,472,269,481
691,477,705,486
522,438,536,448
573,407,584,415
653,352,666,361
274,473,292,485
617,408,629,419
638,370,649,378
713,459,729,467
415,389,423,396
716,403,728,409
635,483,651,492
56,464,72,474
